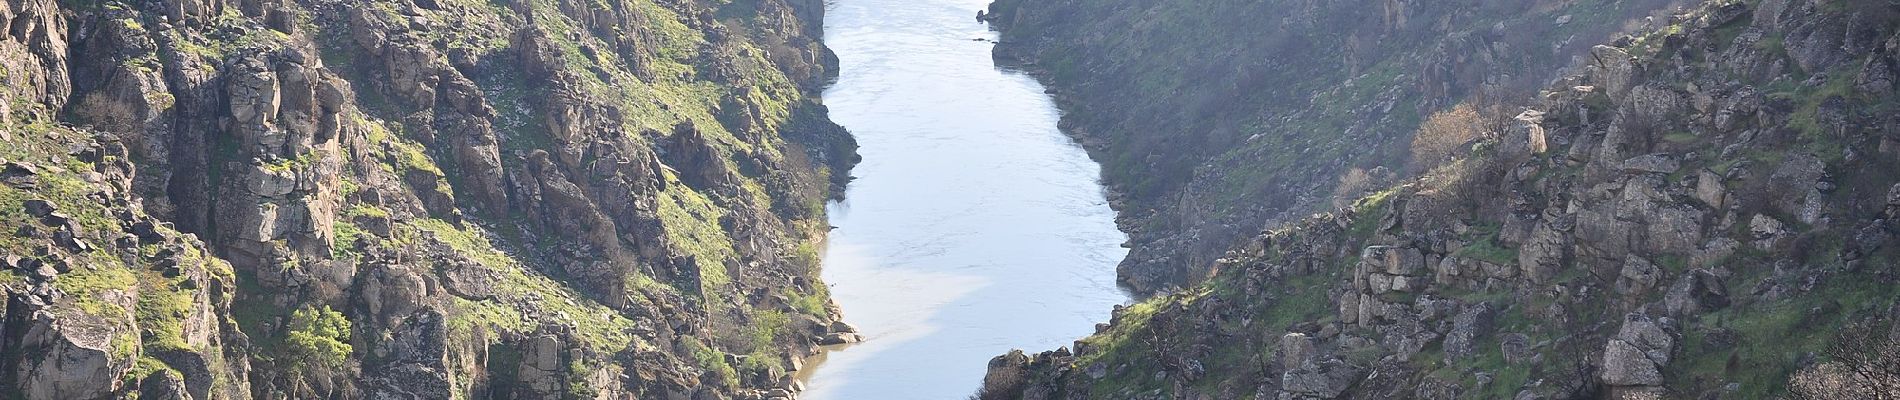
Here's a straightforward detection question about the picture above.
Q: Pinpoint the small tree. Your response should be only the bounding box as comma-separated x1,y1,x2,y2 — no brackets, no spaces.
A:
286,305,353,372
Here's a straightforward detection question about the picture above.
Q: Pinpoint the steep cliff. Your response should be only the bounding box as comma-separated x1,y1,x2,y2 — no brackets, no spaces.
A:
986,0,1689,293
982,0,1900,398
0,0,857,398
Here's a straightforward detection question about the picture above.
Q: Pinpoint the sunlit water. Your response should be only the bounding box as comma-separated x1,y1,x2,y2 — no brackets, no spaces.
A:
799,0,1131,398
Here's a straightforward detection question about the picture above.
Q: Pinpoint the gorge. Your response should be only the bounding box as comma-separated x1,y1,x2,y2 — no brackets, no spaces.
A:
2,0,1898,399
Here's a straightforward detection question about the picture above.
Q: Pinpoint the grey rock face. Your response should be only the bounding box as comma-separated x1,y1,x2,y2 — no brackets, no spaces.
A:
1599,314,1673,387
1280,358,1360,400
1443,303,1496,360
1589,45,1637,98
1663,269,1727,316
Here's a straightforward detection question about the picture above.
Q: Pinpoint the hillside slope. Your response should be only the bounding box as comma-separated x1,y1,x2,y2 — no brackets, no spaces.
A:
981,0,1900,398
985,0,1687,293
0,0,856,398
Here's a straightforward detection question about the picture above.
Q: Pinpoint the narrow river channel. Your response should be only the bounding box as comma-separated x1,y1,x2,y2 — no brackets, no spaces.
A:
799,0,1132,398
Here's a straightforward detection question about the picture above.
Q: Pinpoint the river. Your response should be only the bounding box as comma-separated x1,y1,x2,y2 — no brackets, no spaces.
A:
798,0,1132,398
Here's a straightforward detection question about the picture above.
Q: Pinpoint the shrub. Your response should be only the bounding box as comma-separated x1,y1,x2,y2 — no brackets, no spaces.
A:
1331,167,1375,209
286,306,353,371
1408,104,1486,175
1787,322,1900,399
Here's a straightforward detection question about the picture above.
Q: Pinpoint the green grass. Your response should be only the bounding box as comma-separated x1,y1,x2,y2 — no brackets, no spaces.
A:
1455,235,1517,266
1344,186,1402,240
135,271,197,352
401,217,642,352
657,184,739,295
1449,214,1518,266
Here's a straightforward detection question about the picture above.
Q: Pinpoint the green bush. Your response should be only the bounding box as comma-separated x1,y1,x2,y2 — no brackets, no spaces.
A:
286,305,353,370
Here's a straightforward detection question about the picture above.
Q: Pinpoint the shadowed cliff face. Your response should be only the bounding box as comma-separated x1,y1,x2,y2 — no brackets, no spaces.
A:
0,0,858,398
985,0,1686,294
980,0,1900,398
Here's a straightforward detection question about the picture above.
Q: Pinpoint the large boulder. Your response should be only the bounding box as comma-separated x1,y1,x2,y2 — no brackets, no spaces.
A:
15,301,136,400
1614,255,1663,300
1663,269,1728,316
1599,314,1673,387
1443,302,1496,360
1589,45,1637,98
1280,358,1361,399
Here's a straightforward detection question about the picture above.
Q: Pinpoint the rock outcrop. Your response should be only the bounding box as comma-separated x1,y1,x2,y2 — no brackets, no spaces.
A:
985,0,1686,294
0,0,857,398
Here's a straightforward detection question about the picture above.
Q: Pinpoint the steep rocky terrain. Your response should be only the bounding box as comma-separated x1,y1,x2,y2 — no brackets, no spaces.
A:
985,0,1690,293
0,0,858,398
982,0,1900,398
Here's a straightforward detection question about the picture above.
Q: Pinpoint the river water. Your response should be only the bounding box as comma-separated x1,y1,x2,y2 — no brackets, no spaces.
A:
798,0,1132,398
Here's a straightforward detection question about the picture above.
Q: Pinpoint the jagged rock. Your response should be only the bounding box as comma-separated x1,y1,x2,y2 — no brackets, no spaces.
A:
1507,110,1550,156
1280,333,1316,369
816,332,864,345
1749,214,1790,250
23,198,56,218
1614,255,1663,300
1768,154,1828,225
982,350,1032,398
137,371,191,400
360,264,429,325
1443,302,1495,360
1518,222,1569,283
0,0,850,399
1599,314,1672,387
437,260,497,300
16,302,136,400
1663,269,1727,316
1620,154,1680,174
1280,358,1360,399
1365,246,1425,276
1858,57,1897,96
1884,183,1900,219
1692,238,1741,268
828,320,859,334
1694,169,1726,209
246,164,297,197
2,161,41,188
1500,333,1534,365
1589,45,1637,98
365,310,454,399
516,334,567,399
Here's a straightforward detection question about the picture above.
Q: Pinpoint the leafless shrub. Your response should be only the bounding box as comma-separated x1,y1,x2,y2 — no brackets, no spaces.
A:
1788,321,1900,400
1409,104,1486,176
1332,167,1375,209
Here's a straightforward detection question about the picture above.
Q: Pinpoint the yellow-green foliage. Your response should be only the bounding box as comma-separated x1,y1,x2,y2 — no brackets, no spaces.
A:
286,305,352,370
57,267,138,319
684,337,740,388
135,271,197,351
742,310,789,354
330,219,364,260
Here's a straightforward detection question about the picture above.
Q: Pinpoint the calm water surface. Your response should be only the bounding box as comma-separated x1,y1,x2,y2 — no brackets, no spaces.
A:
800,0,1131,398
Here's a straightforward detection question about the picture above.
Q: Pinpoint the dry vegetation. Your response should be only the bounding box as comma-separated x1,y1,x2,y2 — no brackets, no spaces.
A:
1788,321,1900,400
